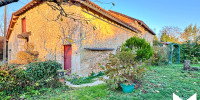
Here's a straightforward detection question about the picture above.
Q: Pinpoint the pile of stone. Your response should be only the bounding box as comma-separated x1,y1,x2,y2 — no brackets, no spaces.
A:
9,43,39,65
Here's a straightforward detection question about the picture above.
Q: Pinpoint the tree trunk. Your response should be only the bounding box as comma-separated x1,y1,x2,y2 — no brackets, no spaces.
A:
3,5,7,64
184,60,190,70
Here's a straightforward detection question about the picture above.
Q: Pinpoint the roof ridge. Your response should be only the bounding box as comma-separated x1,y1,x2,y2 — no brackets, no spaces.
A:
81,0,141,33
109,10,141,22
6,0,145,40
108,10,156,35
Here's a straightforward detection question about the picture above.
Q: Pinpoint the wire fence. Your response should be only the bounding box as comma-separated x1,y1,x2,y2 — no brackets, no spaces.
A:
152,42,200,66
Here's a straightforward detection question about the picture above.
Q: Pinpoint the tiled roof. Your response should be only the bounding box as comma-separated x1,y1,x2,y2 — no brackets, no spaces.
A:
6,0,148,40
6,1,40,39
109,10,156,35
79,0,141,33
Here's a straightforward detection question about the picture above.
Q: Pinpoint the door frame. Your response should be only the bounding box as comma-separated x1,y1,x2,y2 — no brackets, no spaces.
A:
64,45,72,74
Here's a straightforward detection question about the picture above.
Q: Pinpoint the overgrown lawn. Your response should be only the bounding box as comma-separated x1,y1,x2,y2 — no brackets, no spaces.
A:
30,64,200,100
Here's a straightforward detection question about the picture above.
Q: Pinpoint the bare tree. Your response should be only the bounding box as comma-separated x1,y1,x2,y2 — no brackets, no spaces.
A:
160,26,182,43
39,16,96,60
0,24,3,36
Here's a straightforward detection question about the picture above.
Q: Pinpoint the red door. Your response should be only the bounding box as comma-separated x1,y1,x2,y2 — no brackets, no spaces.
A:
64,45,72,73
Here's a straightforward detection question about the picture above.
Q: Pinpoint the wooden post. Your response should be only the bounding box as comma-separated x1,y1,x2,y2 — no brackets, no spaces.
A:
184,60,190,70
3,5,7,64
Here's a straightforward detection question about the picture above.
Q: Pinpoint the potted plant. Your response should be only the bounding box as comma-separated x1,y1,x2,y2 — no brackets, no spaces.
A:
100,37,152,93
120,83,136,93
57,69,69,83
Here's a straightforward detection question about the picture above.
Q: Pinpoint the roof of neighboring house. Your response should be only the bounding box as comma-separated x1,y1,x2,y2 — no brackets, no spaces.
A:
160,42,172,45
108,10,156,35
0,0,19,7
6,0,153,40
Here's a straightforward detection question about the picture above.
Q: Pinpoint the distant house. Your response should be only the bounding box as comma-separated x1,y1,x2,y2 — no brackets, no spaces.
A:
161,42,172,47
6,0,155,76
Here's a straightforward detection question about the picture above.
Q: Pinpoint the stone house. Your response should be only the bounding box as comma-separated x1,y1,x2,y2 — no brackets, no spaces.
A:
6,0,155,76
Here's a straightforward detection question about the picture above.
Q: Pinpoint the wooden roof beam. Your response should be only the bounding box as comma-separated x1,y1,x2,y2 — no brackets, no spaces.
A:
12,15,19,19
11,20,17,23
9,28,14,31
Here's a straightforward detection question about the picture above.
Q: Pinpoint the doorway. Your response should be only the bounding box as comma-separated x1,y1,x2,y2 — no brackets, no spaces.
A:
64,45,72,73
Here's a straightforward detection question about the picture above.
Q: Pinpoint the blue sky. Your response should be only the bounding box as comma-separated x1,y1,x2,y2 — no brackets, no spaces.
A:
0,0,200,36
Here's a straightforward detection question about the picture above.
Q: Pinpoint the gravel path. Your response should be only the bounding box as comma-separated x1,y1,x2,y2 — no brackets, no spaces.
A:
65,80,105,88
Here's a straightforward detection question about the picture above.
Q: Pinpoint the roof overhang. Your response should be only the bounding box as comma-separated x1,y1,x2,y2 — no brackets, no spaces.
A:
6,0,142,41
0,0,19,7
78,0,141,33
109,10,156,35
6,1,41,40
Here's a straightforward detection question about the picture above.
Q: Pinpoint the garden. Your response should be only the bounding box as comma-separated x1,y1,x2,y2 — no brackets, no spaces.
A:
29,64,200,100
0,36,199,100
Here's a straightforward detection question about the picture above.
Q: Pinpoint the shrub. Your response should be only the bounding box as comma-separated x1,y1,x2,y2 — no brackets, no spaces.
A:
122,37,153,61
151,46,168,66
0,64,27,96
0,60,62,99
0,65,16,92
191,57,198,64
101,51,148,89
25,60,62,82
180,42,200,64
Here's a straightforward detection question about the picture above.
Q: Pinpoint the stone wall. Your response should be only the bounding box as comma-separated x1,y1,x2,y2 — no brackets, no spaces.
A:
8,2,82,74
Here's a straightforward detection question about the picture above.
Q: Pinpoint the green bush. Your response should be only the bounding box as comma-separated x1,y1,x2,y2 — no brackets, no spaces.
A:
180,42,200,64
25,60,62,82
191,57,199,64
0,60,62,99
122,37,153,61
0,65,16,92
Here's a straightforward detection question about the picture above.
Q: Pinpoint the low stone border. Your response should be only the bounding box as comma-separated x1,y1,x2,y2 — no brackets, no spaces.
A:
65,80,105,88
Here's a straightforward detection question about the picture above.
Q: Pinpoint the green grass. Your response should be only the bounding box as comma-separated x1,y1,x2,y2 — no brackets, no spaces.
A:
30,64,200,100
30,84,109,100
140,64,200,100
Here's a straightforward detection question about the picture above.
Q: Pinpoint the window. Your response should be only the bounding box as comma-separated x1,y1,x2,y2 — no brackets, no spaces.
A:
22,17,26,33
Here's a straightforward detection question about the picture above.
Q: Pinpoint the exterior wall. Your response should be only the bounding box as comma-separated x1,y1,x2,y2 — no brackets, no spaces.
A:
79,7,137,76
8,1,153,76
8,2,82,74
142,31,154,46
109,12,154,45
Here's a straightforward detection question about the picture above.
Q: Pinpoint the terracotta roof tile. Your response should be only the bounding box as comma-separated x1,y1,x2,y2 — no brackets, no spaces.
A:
6,0,144,40
109,10,156,35
79,0,141,33
6,1,41,40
